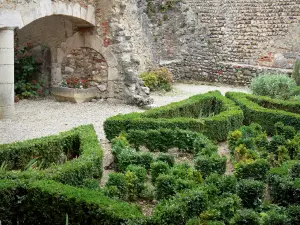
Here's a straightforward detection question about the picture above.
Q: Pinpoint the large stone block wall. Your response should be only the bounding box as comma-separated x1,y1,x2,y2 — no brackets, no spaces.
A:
143,0,300,85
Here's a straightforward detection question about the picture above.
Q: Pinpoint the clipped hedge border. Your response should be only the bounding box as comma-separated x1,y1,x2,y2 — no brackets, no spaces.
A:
226,92,300,135
125,128,216,154
0,179,144,225
105,91,243,141
0,125,103,186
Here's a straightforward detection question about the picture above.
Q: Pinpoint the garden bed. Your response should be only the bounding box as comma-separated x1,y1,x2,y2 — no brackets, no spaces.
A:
104,91,244,142
226,92,300,134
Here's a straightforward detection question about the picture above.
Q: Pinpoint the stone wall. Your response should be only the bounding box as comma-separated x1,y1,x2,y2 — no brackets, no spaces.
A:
61,47,108,95
140,0,300,85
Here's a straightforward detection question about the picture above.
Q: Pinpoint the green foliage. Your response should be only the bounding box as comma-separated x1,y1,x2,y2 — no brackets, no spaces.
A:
81,178,100,190
151,161,170,183
156,153,175,166
155,174,177,200
287,205,300,225
111,136,154,172
139,67,173,91
275,122,296,140
229,209,261,225
0,179,144,224
105,91,244,142
0,125,103,186
126,165,147,183
236,179,265,208
250,73,297,100
194,154,227,178
201,194,242,224
14,45,48,99
290,162,300,179
126,128,217,154
228,123,267,153
292,59,300,85
261,209,288,225
153,188,208,225
226,92,300,135
268,161,300,205
205,174,238,195
235,159,270,181
105,173,128,200
139,183,155,200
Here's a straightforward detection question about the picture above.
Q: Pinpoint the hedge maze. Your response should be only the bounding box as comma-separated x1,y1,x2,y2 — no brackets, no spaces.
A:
1,91,300,224
104,91,244,142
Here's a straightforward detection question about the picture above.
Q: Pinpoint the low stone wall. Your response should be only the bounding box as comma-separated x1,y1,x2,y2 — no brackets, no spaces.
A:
165,61,293,86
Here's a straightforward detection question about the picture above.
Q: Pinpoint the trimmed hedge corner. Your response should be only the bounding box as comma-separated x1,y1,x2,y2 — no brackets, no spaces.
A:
226,92,300,134
0,179,144,225
0,125,104,186
105,91,243,141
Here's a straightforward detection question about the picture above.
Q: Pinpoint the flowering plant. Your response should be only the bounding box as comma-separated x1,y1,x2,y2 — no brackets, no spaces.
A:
60,78,91,89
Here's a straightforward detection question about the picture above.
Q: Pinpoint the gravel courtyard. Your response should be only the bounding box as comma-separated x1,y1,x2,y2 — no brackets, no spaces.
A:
0,83,249,144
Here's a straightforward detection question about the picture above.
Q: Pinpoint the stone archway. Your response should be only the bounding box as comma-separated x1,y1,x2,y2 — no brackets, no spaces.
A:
0,0,96,119
55,32,119,99
61,47,109,96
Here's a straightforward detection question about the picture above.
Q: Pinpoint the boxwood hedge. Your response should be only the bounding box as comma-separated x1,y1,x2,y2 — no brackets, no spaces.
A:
0,179,144,225
0,125,103,186
104,91,243,141
226,92,300,134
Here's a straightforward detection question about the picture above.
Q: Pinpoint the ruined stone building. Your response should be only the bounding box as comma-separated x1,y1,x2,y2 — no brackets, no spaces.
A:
1,0,300,118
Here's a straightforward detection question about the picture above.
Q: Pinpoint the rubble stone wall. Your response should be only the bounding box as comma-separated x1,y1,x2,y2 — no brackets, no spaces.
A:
144,0,300,85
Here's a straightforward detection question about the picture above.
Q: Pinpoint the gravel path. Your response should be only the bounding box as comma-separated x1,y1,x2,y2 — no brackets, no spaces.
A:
0,83,249,145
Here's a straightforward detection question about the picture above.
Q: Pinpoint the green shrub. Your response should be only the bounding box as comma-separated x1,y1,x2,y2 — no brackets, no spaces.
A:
250,73,297,100
268,162,300,205
125,170,140,200
139,67,173,91
136,152,154,170
114,147,138,172
275,122,296,140
105,91,244,142
292,59,300,85
126,165,147,183
155,174,177,200
150,161,170,183
111,137,154,172
156,153,175,167
229,209,261,225
81,178,100,190
228,123,267,153
236,179,265,208
201,194,242,224
139,183,155,200
286,133,300,160
205,174,238,194
226,92,300,134
235,159,270,181
125,128,217,154
287,205,300,225
194,154,227,178
0,179,144,224
105,173,128,200
261,209,288,225
170,163,204,183
290,162,300,179
269,135,286,153
153,188,208,225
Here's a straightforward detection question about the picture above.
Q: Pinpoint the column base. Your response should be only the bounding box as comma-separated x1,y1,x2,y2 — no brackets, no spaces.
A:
0,105,14,119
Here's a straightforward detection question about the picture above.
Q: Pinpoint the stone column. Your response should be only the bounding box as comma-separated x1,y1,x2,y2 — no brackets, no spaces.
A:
0,28,14,119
